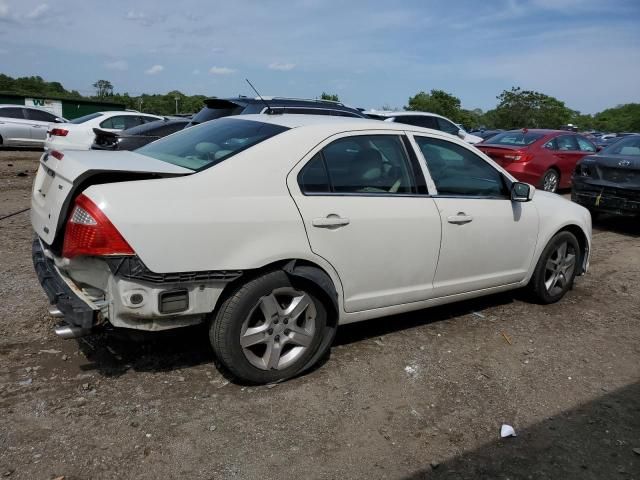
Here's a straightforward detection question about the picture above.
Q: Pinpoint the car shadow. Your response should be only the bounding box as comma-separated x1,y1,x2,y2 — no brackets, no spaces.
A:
75,290,520,380
401,381,640,479
592,213,640,237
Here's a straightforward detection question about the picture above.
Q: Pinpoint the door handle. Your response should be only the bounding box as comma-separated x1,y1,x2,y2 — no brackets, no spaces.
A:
447,212,473,224
312,215,350,228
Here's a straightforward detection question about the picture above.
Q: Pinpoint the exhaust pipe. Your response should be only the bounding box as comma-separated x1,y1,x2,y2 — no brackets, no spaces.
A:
48,307,64,318
54,325,92,339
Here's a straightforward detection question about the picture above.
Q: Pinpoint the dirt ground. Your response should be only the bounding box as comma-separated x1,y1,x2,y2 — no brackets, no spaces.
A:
0,150,638,480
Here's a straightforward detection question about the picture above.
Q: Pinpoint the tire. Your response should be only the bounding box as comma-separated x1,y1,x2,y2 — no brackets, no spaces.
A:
527,231,580,304
210,270,329,384
541,169,560,193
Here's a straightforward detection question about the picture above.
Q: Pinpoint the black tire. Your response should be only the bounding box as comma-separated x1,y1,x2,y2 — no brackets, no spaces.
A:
541,168,560,192
210,270,329,384
527,231,580,304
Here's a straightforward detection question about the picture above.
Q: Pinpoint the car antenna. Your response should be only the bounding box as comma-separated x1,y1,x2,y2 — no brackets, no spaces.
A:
245,78,273,114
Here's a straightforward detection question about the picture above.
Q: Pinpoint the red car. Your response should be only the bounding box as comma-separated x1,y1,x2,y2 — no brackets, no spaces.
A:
476,129,598,192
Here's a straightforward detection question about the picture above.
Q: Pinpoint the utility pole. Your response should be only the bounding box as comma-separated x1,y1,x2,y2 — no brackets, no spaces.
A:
174,96,179,115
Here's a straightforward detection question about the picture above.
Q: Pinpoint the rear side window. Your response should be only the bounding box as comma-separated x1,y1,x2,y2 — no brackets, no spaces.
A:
415,136,507,197
556,135,579,151
298,135,416,195
436,118,459,135
576,136,596,152
100,115,141,130
136,118,289,171
0,107,25,119
25,109,58,122
394,115,438,129
190,102,245,125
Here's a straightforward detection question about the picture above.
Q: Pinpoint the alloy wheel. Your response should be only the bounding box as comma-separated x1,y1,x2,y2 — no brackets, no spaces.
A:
543,171,559,192
239,287,317,371
544,241,576,296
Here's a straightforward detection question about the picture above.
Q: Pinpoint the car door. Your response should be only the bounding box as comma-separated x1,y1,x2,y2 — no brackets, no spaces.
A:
553,134,584,187
0,107,31,145
288,132,442,313
411,134,539,296
24,108,60,143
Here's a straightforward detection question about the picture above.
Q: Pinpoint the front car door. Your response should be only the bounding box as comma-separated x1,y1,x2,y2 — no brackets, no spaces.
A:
552,134,585,188
288,132,442,313
0,107,31,146
24,108,60,143
411,134,539,296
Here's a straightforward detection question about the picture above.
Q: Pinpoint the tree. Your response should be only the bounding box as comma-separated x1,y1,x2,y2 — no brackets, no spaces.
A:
486,87,575,129
592,104,640,132
406,89,462,121
93,80,114,98
320,92,339,102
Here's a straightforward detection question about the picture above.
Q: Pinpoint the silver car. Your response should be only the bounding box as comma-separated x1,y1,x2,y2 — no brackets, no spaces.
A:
0,105,67,148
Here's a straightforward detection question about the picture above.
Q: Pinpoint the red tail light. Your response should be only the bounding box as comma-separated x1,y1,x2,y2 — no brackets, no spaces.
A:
49,128,69,136
50,150,64,160
504,150,531,162
62,194,134,258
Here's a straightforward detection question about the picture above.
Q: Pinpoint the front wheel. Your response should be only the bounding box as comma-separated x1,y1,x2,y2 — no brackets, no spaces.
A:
210,271,329,384
527,231,580,304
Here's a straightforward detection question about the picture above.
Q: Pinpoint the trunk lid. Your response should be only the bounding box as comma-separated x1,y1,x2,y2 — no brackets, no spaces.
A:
31,150,192,245
476,144,527,167
592,154,640,186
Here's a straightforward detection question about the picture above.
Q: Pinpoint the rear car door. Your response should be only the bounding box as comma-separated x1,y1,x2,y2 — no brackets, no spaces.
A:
288,132,442,313
553,135,584,187
0,107,31,145
411,134,538,296
24,108,60,143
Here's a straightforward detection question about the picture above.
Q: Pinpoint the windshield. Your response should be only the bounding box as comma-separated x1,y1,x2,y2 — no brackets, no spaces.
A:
189,100,245,126
70,112,104,124
135,117,289,171
484,131,545,146
602,135,640,156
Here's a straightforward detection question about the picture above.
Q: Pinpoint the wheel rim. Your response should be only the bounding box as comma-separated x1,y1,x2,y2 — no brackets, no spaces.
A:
543,171,559,192
544,241,576,296
240,287,317,371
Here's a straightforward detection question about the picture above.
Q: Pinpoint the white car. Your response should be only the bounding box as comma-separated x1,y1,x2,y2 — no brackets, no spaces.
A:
31,115,591,384
0,104,67,147
365,110,484,144
45,111,163,151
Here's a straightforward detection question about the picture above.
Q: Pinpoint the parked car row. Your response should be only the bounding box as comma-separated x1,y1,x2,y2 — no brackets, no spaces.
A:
0,104,67,147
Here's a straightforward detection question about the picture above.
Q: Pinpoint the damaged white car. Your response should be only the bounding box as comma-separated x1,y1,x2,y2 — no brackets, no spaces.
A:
32,115,591,384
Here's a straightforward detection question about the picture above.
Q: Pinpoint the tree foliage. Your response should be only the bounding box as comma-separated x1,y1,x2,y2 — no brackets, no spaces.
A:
93,79,114,98
592,104,640,132
320,92,340,101
0,74,82,98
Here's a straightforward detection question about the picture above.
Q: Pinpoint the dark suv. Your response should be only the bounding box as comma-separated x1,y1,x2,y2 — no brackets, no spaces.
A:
189,97,365,125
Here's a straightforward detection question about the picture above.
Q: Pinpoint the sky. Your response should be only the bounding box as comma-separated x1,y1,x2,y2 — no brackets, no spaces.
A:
0,0,639,114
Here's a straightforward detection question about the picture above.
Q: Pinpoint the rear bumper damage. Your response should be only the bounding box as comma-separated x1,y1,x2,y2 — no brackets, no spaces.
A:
572,181,640,215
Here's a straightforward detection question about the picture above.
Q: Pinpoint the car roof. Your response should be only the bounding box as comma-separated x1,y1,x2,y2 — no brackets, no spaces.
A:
204,96,362,113
364,110,448,120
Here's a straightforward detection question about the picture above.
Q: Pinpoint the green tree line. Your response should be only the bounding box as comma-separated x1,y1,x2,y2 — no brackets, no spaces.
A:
1,73,637,131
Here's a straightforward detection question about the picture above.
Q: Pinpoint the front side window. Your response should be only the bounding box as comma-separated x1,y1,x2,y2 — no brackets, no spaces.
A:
136,117,289,171
25,109,57,122
0,107,25,119
298,135,416,195
576,136,596,152
415,136,507,197
556,135,579,151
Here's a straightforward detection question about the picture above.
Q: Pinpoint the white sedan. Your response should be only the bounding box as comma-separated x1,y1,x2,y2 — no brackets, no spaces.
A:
31,115,591,384
45,111,163,151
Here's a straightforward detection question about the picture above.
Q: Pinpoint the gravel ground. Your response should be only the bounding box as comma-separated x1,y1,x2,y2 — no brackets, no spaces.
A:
0,150,638,480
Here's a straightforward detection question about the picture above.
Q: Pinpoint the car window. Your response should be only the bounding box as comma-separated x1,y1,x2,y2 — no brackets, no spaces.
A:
136,117,289,171
556,135,579,151
299,135,415,195
100,115,140,130
150,122,188,137
603,135,640,156
393,115,438,129
70,112,103,124
415,136,507,197
486,131,545,146
543,138,558,150
24,109,58,122
576,136,596,152
0,107,26,119
142,115,161,123
436,118,459,135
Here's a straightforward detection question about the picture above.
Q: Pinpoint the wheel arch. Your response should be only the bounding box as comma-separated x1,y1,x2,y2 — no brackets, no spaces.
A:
557,224,589,275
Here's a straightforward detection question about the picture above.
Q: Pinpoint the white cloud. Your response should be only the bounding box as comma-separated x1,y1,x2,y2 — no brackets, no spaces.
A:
209,66,236,75
145,64,164,75
268,62,296,71
0,0,9,19
25,3,49,20
105,59,128,71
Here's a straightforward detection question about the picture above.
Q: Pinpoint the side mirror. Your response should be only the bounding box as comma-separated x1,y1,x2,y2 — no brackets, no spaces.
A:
511,182,535,202
457,129,466,139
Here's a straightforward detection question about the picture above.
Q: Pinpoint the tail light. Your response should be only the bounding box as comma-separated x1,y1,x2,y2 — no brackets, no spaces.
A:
62,194,134,258
50,150,64,160
49,128,69,137
504,150,531,162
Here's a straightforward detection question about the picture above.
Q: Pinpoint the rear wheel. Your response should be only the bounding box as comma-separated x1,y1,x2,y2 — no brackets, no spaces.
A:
527,231,580,304
541,169,560,193
210,271,329,384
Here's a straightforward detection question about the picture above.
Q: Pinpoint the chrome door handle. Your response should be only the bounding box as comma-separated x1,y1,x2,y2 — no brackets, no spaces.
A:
312,215,350,228
447,212,473,224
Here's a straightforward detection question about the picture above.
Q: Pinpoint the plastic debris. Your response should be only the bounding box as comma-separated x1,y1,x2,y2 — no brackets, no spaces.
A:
471,311,485,318
404,365,418,377
501,424,516,438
